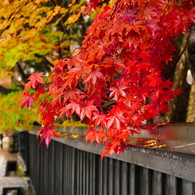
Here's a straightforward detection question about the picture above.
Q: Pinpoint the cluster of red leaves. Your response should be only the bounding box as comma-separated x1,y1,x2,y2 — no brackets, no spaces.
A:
21,0,195,157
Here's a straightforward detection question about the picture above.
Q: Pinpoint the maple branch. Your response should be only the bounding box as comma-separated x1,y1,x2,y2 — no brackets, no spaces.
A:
59,20,68,34
187,24,195,78
16,62,29,83
11,76,25,89
167,33,190,79
61,0,70,6
53,0,60,5
50,0,69,35
102,100,116,107
109,0,119,19
58,39,64,59
178,36,190,63
34,54,54,69
0,85,17,95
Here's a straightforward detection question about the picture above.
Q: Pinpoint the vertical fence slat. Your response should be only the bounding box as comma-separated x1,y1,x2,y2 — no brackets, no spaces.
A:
165,175,176,195
79,151,83,195
177,177,183,195
46,140,54,195
114,160,120,195
130,164,135,195
63,144,67,195
121,162,128,195
71,147,76,195
29,134,38,194
82,151,86,195
182,180,193,195
37,137,41,195
70,145,73,195
89,153,93,195
92,153,96,195
76,149,80,195
140,167,149,195
152,171,162,195
193,182,195,195
97,156,103,195
43,144,49,195
103,158,108,195
55,142,63,195
39,145,44,195
108,158,113,195
85,152,89,195
67,146,70,194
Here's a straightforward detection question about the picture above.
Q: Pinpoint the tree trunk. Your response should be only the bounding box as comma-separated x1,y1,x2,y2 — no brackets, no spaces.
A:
165,34,190,122
186,25,195,122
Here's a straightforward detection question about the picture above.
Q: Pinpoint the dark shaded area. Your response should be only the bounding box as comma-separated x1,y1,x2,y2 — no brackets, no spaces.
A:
5,161,17,176
187,24,195,78
3,187,24,195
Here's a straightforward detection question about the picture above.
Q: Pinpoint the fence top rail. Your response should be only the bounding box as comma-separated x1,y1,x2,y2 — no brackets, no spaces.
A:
32,123,195,153
29,123,195,182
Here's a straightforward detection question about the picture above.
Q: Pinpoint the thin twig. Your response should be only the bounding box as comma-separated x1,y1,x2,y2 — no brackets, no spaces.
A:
168,31,191,78
35,54,54,68
16,62,29,82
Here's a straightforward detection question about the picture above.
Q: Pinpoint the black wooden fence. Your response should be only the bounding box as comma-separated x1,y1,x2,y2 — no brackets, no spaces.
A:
18,128,195,195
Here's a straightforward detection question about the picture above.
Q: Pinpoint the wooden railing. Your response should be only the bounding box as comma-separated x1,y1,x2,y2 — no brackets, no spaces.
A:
18,124,195,195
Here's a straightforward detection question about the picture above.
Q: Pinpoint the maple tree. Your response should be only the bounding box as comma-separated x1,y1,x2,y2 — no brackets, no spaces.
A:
21,0,195,157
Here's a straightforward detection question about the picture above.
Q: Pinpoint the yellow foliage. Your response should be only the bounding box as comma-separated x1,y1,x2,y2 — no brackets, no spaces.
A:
65,5,85,26
35,0,50,3
0,0,9,6
66,13,82,24
46,6,62,21
23,28,37,40
0,0,71,70
68,0,77,7
29,6,50,26
70,4,82,13
0,68,13,79
109,0,118,8
0,0,66,45
58,120,87,127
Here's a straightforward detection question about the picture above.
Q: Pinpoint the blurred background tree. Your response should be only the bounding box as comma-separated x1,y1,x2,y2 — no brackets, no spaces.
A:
0,0,98,133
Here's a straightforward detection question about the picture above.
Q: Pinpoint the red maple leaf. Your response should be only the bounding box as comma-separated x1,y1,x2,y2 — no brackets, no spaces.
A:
84,67,105,84
80,100,99,120
38,125,60,147
25,72,44,90
188,7,195,23
60,100,81,117
19,92,36,110
109,81,128,100
35,85,45,99
92,113,106,128
85,127,105,144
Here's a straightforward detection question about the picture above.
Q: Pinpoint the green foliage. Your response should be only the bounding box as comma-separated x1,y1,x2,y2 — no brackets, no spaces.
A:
59,120,88,127
0,92,39,133
0,30,65,69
